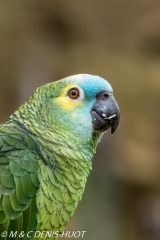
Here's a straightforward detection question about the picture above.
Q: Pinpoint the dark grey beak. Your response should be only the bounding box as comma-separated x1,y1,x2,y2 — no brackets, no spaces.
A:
91,91,120,134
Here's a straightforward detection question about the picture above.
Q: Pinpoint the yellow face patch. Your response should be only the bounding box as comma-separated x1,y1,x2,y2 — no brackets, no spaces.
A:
54,84,85,111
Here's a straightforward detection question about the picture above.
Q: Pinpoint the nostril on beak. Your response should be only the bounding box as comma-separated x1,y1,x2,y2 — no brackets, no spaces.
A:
103,93,109,98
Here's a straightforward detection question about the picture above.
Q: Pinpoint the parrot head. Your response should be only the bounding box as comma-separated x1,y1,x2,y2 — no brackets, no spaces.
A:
33,74,120,142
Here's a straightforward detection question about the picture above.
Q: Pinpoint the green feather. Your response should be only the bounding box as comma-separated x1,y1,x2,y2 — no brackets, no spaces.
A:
0,209,7,224
2,196,21,219
1,173,15,189
0,156,9,164
10,161,27,177
21,173,38,198
31,173,39,188
0,186,15,196
14,176,32,205
10,192,29,212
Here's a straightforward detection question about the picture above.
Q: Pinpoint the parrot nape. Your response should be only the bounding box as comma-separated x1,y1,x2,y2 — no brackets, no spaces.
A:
0,74,120,240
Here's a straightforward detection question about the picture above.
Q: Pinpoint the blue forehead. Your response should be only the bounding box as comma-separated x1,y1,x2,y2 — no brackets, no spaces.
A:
67,74,113,97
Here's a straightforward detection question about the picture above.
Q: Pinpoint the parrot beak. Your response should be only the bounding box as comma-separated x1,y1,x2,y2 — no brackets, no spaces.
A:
91,91,120,134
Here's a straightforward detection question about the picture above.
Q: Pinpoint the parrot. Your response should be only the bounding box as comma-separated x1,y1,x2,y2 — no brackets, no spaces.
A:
0,74,120,240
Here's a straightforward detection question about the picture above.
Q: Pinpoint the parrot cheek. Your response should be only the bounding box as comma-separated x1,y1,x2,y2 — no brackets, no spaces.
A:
91,91,120,134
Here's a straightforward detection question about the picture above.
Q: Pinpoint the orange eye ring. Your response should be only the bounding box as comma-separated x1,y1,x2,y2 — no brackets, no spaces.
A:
68,88,80,99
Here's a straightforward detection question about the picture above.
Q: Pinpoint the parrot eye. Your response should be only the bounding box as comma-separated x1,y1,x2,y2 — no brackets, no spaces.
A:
68,88,80,99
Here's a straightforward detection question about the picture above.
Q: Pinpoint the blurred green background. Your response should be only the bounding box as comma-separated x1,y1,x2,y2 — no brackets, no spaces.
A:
0,1,160,239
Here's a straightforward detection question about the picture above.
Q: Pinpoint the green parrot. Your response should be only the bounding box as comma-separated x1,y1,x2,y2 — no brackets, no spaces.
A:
0,74,120,240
